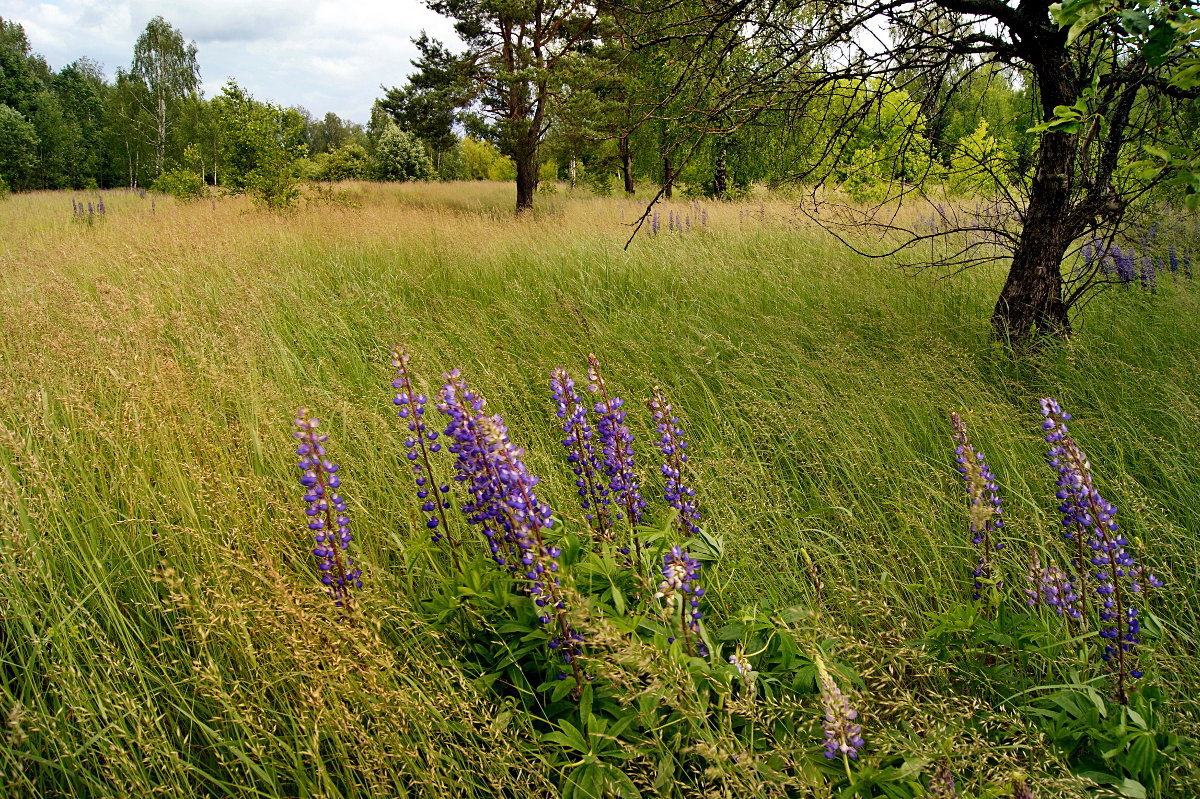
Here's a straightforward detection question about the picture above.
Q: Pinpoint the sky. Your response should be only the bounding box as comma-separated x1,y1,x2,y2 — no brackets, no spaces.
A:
2,0,461,124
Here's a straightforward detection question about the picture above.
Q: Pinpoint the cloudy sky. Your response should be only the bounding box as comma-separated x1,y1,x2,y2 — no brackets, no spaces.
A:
3,1,461,123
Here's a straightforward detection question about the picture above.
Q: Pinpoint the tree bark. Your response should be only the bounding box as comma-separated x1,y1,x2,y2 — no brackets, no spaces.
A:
515,150,538,213
620,135,635,194
713,146,728,197
662,155,673,199
991,46,1080,344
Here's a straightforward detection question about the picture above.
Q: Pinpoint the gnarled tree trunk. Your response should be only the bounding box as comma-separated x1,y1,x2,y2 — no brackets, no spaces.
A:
991,129,1077,341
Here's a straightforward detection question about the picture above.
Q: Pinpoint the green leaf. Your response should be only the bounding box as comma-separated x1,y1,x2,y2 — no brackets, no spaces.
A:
545,719,589,753
1116,778,1148,798
578,685,593,725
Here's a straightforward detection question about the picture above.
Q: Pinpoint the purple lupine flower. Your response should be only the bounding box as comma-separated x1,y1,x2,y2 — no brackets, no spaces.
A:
651,209,660,235
294,409,362,608
438,369,509,566
97,197,105,215
655,545,706,654
1024,549,1082,620
648,388,700,538
729,650,753,679
1040,398,1161,701
587,354,646,531
950,413,1004,601
814,654,864,761
701,207,708,228
438,370,583,670
929,764,958,798
1010,780,1035,799
392,345,454,550
1140,254,1156,293
87,202,94,216
551,367,612,541
472,413,562,617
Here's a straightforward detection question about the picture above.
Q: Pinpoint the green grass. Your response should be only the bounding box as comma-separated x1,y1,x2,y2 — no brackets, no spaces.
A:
0,182,1197,797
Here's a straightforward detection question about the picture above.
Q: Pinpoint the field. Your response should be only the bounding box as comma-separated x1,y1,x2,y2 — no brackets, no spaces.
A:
1,182,1198,797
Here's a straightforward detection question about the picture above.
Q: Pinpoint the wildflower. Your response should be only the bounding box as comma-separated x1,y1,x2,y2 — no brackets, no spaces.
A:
438,370,583,670
391,345,453,549
1010,779,1035,799
1024,549,1082,620
651,209,660,235
438,369,508,565
950,413,1004,600
648,387,700,537
814,654,864,761
655,546,705,653
550,367,612,541
587,354,645,532
294,409,362,607
1040,398,1161,701
929,764,958,798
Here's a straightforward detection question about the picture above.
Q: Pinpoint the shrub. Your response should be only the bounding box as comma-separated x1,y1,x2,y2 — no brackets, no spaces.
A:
152,168,207,201
246,153,302,211
316,143,371,182
374,122,435,182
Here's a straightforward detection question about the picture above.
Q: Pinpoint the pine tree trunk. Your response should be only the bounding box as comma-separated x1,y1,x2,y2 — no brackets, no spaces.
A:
663,156,673,199
620,135,634,194
515,151,538,214
569,155,576,190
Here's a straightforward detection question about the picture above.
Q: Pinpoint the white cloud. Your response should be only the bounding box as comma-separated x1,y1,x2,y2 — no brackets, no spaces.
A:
2,0,460,122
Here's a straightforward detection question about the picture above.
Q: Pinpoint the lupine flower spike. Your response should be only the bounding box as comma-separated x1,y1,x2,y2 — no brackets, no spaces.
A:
813,653,864,775
439,370,585,679
391,346,456,560
929,764,958,799
1040,398,1162,703
551,367,612,542
648,387,701,538
950,413,1005,601
654,546,707,656
294,409,362,609
586,355,645,552
1024,548,1083,620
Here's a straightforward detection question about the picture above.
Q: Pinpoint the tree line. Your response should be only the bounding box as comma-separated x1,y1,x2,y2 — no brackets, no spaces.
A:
0,16,522,197
2,4,1198,343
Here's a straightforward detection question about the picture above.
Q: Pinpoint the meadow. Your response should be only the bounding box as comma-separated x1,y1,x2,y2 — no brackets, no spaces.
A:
0,182,1198,797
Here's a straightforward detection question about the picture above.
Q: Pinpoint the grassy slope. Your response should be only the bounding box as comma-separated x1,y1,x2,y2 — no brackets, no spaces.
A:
0,183,1197,796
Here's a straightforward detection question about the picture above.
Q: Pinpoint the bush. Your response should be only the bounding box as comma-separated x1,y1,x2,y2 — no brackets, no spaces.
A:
247,153,302,211
373,122,435,182
0,174,8,197
316,143,371,182
152,168,207,201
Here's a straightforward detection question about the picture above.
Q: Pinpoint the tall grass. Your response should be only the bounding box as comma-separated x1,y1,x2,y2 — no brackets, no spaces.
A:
0,182,1197,796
